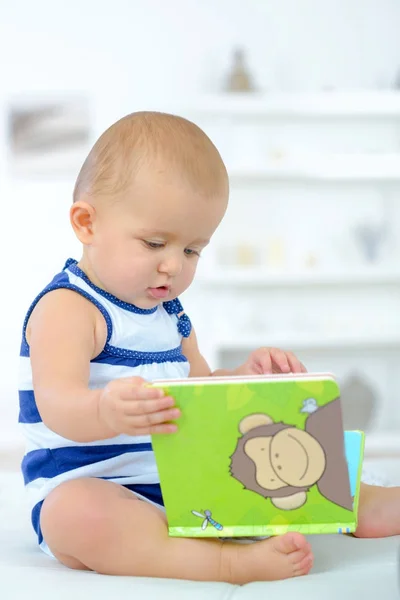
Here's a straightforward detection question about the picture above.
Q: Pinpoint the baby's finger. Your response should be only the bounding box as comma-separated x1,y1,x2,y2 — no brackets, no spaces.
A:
131,422,178,436
150,422,178,434
270,348,291,373
257,350,272,373
285,351,305,374
121,385,165,401
123,395,175,416
128,407,181,428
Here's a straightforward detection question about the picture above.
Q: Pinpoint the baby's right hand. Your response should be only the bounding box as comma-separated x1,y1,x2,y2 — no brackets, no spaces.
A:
98,376,180,436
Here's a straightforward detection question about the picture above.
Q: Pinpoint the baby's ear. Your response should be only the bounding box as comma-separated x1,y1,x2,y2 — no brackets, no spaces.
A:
239,414,273,434
70,200,96,244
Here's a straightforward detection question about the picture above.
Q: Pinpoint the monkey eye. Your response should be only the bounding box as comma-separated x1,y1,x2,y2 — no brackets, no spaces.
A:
275,453,279,458
277,465,282,470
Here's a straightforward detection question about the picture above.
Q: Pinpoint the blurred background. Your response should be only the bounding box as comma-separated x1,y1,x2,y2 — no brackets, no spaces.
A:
1,0,400,480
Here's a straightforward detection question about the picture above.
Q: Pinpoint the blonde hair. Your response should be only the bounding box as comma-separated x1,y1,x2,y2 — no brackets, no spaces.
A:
73,111,228,203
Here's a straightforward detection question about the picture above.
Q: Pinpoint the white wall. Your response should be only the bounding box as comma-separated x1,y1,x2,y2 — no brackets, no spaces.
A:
1,0,400,440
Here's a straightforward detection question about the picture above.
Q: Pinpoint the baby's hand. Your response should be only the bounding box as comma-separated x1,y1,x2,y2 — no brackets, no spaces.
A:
234,347,307,376
98,376,179,436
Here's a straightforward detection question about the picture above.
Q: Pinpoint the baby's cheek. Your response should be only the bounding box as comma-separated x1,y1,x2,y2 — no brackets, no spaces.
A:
179,268,196,292
188,264,199,283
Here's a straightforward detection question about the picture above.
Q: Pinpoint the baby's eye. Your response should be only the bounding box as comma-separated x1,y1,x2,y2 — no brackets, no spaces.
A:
144,241,164,249
184,248,200,257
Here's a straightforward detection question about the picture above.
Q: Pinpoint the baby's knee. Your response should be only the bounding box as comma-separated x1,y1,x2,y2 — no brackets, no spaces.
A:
41,478,115,555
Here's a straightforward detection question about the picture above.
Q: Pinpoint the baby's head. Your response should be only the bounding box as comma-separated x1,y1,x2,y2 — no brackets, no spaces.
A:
71,111,229,308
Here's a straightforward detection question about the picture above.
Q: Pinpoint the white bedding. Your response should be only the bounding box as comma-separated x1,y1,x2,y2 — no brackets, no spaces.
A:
0,471,399,600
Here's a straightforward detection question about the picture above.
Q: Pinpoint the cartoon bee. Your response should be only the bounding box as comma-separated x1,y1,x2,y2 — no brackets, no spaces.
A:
191,509,223,531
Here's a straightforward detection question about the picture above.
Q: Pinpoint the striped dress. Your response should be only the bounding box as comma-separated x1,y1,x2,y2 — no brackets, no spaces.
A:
18,258,192,556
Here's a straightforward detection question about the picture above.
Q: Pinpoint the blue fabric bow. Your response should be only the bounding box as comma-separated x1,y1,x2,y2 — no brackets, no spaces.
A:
163,299,192,338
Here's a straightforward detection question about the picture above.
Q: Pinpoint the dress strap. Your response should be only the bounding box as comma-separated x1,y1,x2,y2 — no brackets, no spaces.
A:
163,298,192,338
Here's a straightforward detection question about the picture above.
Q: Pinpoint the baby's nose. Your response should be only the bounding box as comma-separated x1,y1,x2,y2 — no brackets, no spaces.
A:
159,255,183,276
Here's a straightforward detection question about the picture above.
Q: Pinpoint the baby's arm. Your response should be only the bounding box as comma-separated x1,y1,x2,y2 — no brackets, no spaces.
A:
182,328,305,377
181,328,213,377
28,289,178,442
182,328,237,377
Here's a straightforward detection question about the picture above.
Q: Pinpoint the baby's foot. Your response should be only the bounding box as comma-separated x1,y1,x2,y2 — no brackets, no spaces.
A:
355,483,400,538
226,532,313,583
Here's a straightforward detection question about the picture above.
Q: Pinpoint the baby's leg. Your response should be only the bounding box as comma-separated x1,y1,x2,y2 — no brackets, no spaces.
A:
355,482,400,538
40,478,313,583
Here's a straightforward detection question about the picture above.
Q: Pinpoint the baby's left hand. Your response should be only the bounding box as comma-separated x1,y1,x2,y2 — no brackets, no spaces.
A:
234,347,307,376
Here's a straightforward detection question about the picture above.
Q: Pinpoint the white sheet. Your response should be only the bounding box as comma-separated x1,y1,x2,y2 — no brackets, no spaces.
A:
1,471,399,600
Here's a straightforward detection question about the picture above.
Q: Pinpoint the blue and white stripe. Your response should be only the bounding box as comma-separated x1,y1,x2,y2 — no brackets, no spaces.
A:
18,259,191,554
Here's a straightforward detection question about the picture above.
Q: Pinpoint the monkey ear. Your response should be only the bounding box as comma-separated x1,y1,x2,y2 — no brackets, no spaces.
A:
239,414,273,434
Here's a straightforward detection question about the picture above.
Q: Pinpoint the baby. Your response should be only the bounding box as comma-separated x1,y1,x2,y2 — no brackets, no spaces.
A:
19,111,400,584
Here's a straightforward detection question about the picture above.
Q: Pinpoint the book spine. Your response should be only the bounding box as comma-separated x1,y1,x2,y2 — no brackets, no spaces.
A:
168,523,356,538
352,431,366,528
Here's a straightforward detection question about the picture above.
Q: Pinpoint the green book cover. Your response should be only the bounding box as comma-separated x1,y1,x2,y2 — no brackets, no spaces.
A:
151,374,365,538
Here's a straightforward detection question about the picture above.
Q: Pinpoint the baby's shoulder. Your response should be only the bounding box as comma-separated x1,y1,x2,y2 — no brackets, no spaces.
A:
25,287,106,354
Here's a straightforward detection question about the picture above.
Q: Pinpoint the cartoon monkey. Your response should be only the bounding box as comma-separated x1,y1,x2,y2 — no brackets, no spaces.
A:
230,399,353,511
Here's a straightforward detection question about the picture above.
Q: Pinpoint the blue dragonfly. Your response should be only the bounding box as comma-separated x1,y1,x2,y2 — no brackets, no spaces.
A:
192,509,223,531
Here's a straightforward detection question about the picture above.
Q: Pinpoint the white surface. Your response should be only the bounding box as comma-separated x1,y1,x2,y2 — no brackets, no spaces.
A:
1,471,399,600
185,92,400,118
228,154,400,182
198,268,400,287
364,436,400,459
364,458,400,485
217,334,400,351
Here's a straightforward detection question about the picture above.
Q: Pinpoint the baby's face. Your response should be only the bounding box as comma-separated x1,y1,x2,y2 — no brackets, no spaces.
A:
88,169,227,308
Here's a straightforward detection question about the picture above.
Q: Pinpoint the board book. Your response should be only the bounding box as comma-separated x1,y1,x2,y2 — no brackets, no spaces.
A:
151,373,365,538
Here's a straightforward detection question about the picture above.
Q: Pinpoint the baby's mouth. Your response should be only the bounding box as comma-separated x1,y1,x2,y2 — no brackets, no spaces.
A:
148,285,170,299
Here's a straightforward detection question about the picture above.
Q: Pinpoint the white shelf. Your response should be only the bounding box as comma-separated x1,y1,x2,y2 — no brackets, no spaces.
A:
229,167,400,183
217,334,400,352
364,433,400,458
199,268,400,288
185,91,400,118
228,154,400,183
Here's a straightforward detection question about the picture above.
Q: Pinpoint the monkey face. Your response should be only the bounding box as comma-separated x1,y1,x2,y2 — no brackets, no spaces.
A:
230,403,353,512
244,427,326,490
244,436,285,490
